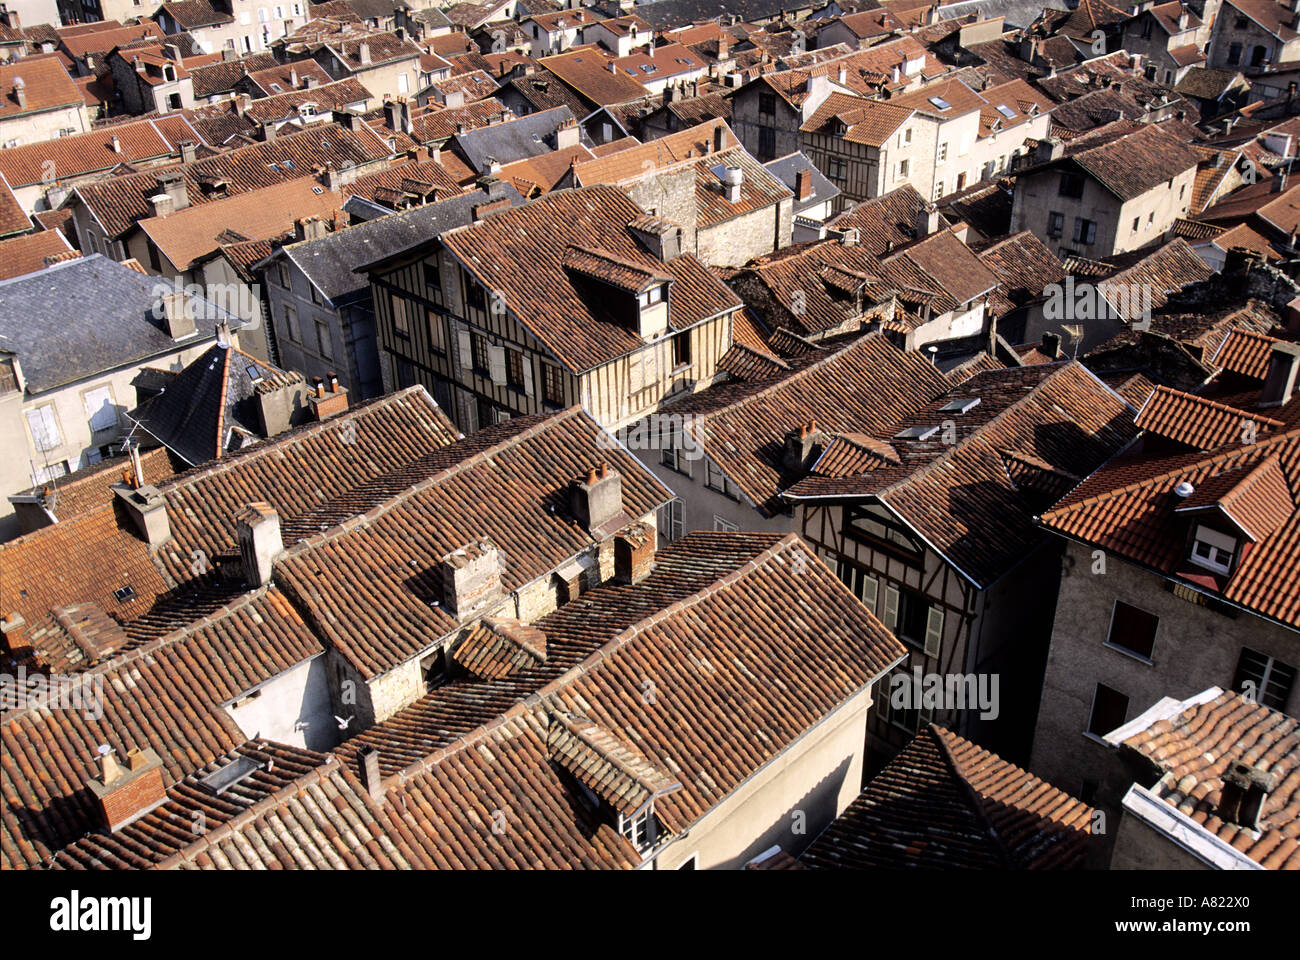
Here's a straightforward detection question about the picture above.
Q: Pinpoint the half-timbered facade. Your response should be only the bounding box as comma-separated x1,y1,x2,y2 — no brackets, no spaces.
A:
366,184,742,434
782,362,1140,771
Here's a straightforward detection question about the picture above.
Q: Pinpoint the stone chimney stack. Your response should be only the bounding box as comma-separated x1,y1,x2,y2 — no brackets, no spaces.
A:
295,216,328,242
236,501,283,588
12,76,25,110
155,169,190,210
179,139,197,164
112,482,171,545
438,538,503,621
914,201,940,238
357,746,385,806
572,463,624,534
358,41,371,65
89,746,167,832
159,289,195,339
555,116,580,149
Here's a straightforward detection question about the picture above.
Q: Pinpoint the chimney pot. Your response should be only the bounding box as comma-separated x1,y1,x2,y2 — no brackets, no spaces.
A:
89,746,166,832
783,421,825,472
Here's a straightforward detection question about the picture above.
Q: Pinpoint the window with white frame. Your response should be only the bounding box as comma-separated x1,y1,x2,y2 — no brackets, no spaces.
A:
1234,647,1297,711
1189,524,1237,575
618,807,658,852
713,514,738,532
638,284,664,308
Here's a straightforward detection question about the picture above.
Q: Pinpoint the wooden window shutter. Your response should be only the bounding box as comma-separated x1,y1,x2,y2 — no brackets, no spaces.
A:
859,574,878,615
923,606,943,658
488,344,506,385
522,357,534,395
882,585,899,631
457,328,472,369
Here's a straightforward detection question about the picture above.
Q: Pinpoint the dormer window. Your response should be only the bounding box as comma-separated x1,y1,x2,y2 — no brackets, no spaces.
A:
618,807,660,852
1189,524,1237,575
638,284,665,308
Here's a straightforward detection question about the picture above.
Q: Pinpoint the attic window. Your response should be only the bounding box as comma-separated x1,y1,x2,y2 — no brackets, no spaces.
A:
638,285,665,307
1189,524,1237,576
928,96,950,110
893,425,940,441
198,755,262,795
113,585,136,602
312,185,323,194
939,397,980,414
270,83,282,92
640,64,657,73
995,104,1016,119
618,807,660,852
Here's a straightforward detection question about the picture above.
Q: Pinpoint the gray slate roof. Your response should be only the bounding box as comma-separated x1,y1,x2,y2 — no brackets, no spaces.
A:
764,151,839,215
277,186,524,301
449,105,583,175
0,255,231,395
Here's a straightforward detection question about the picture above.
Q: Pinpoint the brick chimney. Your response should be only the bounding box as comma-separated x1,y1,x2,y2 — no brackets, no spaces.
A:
614,521,655,584
572,463,624,534
783,419,825,472
89,746,167,832
306,374,349,420
796,167,812,201
438,538,503,620
1216,761,1277,831
236,501,282,587
1259,342,1300,408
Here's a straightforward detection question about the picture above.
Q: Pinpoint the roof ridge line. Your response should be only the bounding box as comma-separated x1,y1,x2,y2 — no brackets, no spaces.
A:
155,385,434,493
929,724,1016,868
276,405,586,559
1042,425,1300,522
154,751,341,869
1142,384,1286,429
385,533,798,787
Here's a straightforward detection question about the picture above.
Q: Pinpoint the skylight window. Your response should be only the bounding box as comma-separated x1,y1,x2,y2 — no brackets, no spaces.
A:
893,425,941,441
113,585,136,602
928,96,951,110
995,103,1016,118
199,755,262,795
939,397,981,414
641,64,657,73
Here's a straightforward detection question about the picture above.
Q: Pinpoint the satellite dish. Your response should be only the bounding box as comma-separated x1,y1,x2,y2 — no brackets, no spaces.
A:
1174,481,1195,498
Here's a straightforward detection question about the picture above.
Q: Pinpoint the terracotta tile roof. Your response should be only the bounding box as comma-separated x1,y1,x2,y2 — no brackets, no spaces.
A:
944,350,1005,385
572,116,735,184
1033,122,1202,202
187,51,278,98
452,616,548,679
1095,239,1215,320
1134,385,1285,450
344,156,465,205
496,142,593,195
1175,452,1294,541
159,0,235,28
74,122,391,241
1119,690,1300,869
426,68,499,103
2,588,324,869
665,333,949,512
273,407,672,679
800,91,914,147
884,228,999,312
499,70,591,116
57,21,166,59
1223,0,1300,42
1171,216,1224,241
13,446,178,523
786,362,1140,586
331,532,906,867
800,725,1094,869
1043,423,1300,628
831,182,949,245
538,48,649,106
0,56,85,120
0,114,203,190
438,184,741,372
139,177,344,272
979,230,1066,316
411,98,506,144
0,229,74,280
1213,328,1286,380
